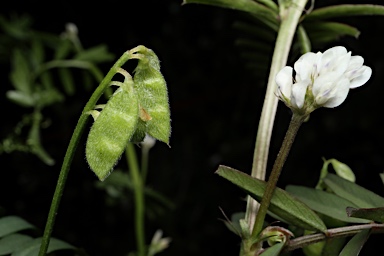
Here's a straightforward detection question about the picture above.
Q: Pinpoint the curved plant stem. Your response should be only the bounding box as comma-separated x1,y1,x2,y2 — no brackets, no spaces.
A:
245,0,308,234
38,50,134,256
126,143,146,256
35,59,105,83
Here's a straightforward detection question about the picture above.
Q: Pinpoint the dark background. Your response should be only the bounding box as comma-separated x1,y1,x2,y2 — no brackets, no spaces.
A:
1,0,384,255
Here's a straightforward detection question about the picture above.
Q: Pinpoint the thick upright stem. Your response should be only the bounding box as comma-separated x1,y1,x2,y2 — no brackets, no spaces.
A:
245,0,308,233
126,143,146,256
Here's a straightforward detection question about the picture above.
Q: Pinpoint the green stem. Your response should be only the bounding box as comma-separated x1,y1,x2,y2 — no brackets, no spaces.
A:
141,147,150,183
126,143,146,256
252,114,305,237
38,50,134,256
241,113,306,256
245,0,308,234
35,59,105,84
285,223,384,252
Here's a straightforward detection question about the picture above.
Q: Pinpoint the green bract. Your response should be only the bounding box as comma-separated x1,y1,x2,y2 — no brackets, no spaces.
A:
85,45,171,181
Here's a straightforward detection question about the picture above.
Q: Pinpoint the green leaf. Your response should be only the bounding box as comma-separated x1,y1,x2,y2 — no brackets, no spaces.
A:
297,25,311,54
380,172,384,186
260,242,285,256
30,39,45,68
54,38,73,60
12,237,75,256
9,49,32,93
346,207,384,223
0,216,35,238
339,229,370,256
328,159,355,182
0,234,33,255
6,90,35,107
27,111,55,166
304,22,360,45
58,68,75,95
286,186,370,224
74,45,114,63
305,4,384,21
182,0,279,30
323,173,384,209
216,165,327,232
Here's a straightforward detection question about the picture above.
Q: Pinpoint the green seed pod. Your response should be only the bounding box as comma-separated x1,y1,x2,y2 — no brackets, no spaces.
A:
86,74,139,181
132,46,171,145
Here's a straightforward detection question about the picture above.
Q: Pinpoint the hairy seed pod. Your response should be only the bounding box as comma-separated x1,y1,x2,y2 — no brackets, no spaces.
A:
86,74,138,181
132,46,171,145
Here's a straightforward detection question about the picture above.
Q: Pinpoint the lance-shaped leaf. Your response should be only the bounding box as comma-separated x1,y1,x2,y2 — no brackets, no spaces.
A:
260,242,285,256
216,165,327,232
12,237,75,256
0,234,33,255
286,186,370,224
0,216,35,238
304,4,384,21
346,207,384,224
296,25,311,54
182,0,279,30
339,229,370,256
323,173,384,209
303,21,360,45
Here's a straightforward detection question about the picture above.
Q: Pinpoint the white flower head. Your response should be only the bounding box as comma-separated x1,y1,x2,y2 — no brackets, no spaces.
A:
276,46,372,115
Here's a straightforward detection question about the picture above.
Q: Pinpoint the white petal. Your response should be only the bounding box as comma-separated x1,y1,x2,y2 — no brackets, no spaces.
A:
322,78,350,108
349,66,372,88
347,56,364,71
294,52,318,81
319,48,350,76
291,79,310,109
276,66,293,99
312,72,341,96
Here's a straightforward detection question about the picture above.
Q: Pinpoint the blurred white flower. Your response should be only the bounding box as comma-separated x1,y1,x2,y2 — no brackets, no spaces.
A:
276,46,372,115
148,229,171,256
140,134,156,150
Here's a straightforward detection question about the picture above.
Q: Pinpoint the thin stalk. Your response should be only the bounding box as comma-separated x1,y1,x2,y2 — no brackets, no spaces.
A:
126,143,146,256
245,0,308,233
38,50,134,256
240,113,306,256
141,147,150,183
252,114,306,237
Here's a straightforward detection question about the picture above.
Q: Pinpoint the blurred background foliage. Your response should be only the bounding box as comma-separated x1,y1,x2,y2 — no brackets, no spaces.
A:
1,0,384,255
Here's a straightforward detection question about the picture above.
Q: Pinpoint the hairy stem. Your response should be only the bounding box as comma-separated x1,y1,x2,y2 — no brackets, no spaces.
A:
241,114,306,256
245,0,309,234
126,143,146,256
38,50,134,256
252,114,305,237
285,223,384,252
